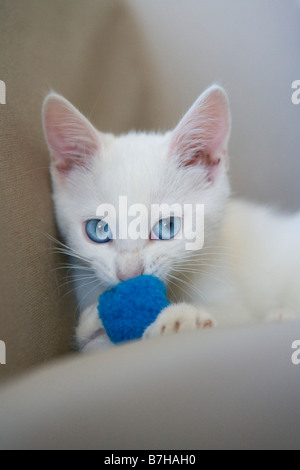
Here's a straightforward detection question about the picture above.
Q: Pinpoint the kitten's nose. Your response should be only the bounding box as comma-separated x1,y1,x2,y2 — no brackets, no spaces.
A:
117,249,144,281
117,264,144,282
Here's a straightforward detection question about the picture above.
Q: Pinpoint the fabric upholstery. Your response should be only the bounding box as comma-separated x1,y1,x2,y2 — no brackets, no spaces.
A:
0,321,299,450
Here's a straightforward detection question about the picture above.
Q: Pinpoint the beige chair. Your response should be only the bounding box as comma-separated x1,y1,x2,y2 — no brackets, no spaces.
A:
0,1,299,450
0,0,167,382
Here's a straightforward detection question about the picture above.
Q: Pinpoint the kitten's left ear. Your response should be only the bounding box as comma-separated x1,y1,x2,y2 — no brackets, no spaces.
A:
169,85,231,182
42,93,100,177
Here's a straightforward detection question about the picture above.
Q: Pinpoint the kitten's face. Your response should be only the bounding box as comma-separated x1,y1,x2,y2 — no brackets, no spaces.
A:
43,86,231,288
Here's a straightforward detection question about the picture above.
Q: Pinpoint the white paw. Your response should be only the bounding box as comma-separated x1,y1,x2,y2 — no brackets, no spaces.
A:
76,302,112,352
81,332,112,353
143,303,216,339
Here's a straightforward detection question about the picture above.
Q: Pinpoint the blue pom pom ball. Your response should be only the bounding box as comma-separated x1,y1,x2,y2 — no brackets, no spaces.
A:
98,275,170,344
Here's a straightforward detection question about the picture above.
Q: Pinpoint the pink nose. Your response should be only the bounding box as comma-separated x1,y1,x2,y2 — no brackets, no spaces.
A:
117,265,144,282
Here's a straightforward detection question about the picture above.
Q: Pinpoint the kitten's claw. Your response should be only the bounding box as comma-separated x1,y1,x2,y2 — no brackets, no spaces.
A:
143,303,216,339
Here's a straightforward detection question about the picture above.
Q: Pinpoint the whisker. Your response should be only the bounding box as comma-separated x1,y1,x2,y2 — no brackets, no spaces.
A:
55,276,100,312
165,275,192,303
165,271,209,304
75,280,103,315
42,231,100,314
56,274,97,291
165,277,182,303
44,232,91,265
52,264,93,272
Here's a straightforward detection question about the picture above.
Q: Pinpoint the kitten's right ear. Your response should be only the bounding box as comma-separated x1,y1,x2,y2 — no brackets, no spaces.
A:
42,93,100,176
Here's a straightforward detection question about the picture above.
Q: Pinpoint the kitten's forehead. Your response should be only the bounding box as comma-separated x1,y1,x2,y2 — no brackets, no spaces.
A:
98,131,171,205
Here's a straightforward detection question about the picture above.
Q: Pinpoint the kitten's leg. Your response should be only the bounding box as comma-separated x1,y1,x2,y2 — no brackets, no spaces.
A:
143,303,216,339
76,303,113,352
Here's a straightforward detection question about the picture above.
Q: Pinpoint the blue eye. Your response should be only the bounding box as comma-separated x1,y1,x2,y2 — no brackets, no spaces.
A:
85,219,112,243
151,217,181,240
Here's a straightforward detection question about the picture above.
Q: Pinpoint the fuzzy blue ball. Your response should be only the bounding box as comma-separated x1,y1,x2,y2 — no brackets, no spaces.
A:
98,275,170,344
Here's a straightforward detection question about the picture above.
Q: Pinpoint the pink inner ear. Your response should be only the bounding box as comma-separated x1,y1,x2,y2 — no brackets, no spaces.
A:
183,150,220,169
48,128,99,174
43,95,100,176
169,86,230,182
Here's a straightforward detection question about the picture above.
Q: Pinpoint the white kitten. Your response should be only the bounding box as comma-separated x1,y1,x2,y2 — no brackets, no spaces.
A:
42,86,300,352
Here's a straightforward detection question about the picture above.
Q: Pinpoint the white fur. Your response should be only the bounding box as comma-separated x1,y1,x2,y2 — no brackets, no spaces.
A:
42,86,300,352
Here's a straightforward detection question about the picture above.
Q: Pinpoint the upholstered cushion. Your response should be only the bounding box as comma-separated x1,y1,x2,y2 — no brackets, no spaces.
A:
0,321,299,450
